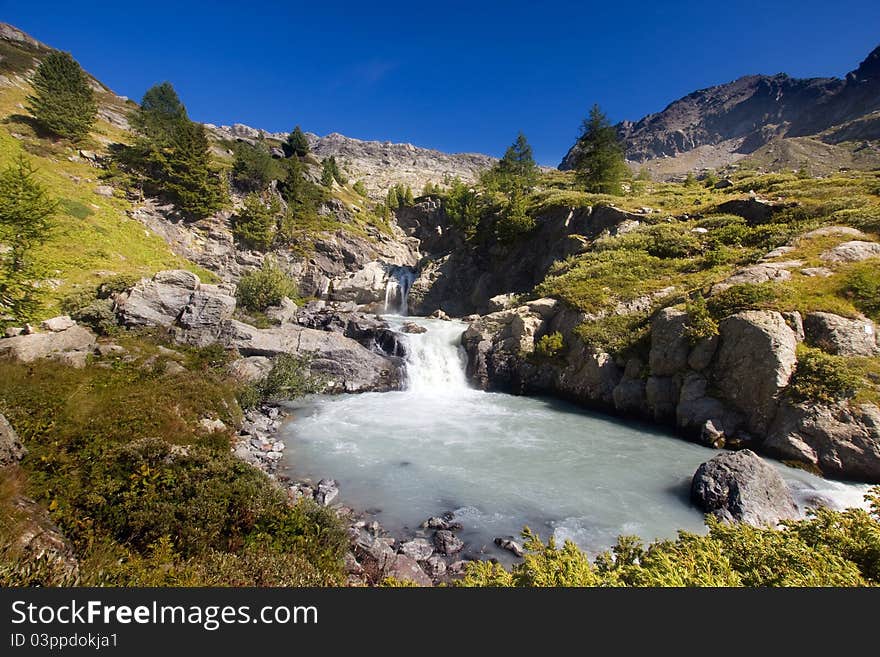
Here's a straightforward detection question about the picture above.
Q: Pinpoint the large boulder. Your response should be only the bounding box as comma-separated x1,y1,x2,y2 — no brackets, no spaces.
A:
820,240,880,263
712,311,797,434
802,312,877,356
649,308,690,376
710,263,797,295
691,449,798,526
219,320,402,392
0,413,26,466
176,286,237,347
328,261,389,304
764,402,880,483
119,270,200,327
0,325,96,368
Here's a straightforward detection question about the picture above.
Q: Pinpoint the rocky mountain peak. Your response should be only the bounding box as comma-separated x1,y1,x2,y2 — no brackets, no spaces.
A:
849,44,880,83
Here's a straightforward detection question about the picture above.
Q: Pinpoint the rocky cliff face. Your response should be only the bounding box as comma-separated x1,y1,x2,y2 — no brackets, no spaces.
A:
206,124,496,196
560,44,880,172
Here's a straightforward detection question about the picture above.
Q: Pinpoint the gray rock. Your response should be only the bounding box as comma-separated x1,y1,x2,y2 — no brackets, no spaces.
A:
714,198,787,225
710,263,797,295
433,530,465,555
384,554,432,586
227,356,272,383
0,326,96,366
494,537,524,557
3,327,24,338
401,322,427,334
800,226,865,240
315,479,339,506
820,240,880,263
649,308,689,376
765,402,880,482
0,414,26,466
429,309,451,321
398,538,434,561
421,514,463,531
265,297,298,324
94,185,114,197
613,377,647,415
646,376,680,422
176,288,237,346
691,449,798,526
782,311,805,342
687,335,718,371
803,312,877,356
219,320,402,392
487,294,517,312
119,270,200,327
713,311,797,434
424,555,447,579
40,315,76,332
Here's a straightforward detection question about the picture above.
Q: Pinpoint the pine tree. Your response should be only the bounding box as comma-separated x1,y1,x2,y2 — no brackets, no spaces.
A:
232,192,280,251
0,156,58,324
481,132,538,196
27,51,97,141
404,185,414,206
386,187,399,209
321,158,336,187
162,119,224,218
130,81,187,142
353,180,367,196
232,141,280,192
287,126,310,157
573,105,629,195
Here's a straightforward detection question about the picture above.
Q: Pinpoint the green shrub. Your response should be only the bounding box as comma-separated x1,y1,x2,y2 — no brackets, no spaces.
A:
239,353,323,409
644,224,701,259
535,331,565,358
684,295,718,343
236,258,296,311
575,312,651,355
706,283,777,319
232,193,280,251
231,142,281,193
71,298,117,334
841,262,880,321
789,345,860,404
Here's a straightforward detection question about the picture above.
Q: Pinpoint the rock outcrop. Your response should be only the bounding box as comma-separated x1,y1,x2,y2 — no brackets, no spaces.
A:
219,320,402,393
0,324,96,368
691,450,799,526
803,312,878,356
0,413,26,466
765,402,880,483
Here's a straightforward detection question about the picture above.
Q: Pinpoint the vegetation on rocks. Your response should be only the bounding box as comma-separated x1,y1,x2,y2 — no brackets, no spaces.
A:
789,345,861,404
460,490,880,587
235,257,297,311
0,340,346,586
571,105,629,195
232,192,281,251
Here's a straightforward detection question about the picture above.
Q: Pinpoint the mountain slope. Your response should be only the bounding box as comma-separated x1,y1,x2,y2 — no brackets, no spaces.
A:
560,44,880,175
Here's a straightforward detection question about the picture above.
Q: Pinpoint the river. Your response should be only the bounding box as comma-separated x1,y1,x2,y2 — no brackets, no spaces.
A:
280,316,870,560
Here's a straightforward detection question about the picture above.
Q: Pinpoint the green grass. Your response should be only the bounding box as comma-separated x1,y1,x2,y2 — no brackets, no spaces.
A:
0,336,346,586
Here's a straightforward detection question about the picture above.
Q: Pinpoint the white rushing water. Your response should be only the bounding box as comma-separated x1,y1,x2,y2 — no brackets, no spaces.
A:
383,267,416,315
281,316,871,560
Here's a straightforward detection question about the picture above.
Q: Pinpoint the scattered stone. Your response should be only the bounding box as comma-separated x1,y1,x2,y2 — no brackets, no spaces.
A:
0,325,96,367
398,538,434,561
424,555,447,578
800,226,865,240
265,297,298,324
691,449,798,526
800,267,834,278
384,554,432,586
94,343,126,357
433,530,465,555
199,418,226,433
803,312,877,356
315,479,339,506
429,309,451,321
94,185,114,197
447,560,469,575
227,356,273,383
0,413,26,466
487,294,517,312
40,315,76,332
820,240,880,263
421,513,463,531
4,327,23,338
494,537,524,557
401,322,427,334
713,178,734,190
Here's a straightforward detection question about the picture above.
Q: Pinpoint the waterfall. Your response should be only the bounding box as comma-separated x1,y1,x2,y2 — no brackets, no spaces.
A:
395,318,470,394
384,266,416,315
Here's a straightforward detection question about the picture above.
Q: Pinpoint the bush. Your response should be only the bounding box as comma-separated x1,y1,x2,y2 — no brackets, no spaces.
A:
236,258,296,312
644,224,701,259
231,142,281,193
458,492,880,588
789,345,860,404
684,295,718,344
238,353,323,409
232,193,280,251
706,283,777,319
841,262,880,321
535,331,565,358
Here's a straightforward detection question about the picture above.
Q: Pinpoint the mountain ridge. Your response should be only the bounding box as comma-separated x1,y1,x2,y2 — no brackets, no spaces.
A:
560,44,880,175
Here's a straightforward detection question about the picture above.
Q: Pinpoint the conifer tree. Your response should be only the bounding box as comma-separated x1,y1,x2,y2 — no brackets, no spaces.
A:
0,156,58,324
232,192,280,251
321,158,336,187
481,132,538,196
404,185,414,206
386,187,399,209
573,105,629,195
287,125,310,157
27,51,97,141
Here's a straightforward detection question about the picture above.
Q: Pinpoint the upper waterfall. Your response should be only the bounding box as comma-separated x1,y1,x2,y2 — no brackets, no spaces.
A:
384,266,416,315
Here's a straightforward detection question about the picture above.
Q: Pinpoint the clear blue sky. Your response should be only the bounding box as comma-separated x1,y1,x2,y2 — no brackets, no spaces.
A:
3,0,879,165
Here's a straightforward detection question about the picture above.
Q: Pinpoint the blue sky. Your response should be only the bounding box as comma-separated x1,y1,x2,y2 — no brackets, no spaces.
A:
2,0,879,165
